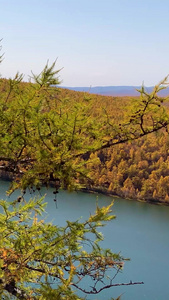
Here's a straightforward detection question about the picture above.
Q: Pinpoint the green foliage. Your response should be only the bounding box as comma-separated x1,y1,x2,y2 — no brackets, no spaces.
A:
0,48,130,299
0,62,169,194
31,60,62,87
87,131,169,203
0,197,125,299
1,44,169,298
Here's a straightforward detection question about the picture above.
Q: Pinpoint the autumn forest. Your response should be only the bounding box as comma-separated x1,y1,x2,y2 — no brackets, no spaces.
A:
0,75,169,205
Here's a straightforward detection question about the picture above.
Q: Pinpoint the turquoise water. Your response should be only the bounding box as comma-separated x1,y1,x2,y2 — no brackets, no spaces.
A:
1,181,169,300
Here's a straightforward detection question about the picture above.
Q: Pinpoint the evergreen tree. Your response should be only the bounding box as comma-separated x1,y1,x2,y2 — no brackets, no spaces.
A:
0,44,169,299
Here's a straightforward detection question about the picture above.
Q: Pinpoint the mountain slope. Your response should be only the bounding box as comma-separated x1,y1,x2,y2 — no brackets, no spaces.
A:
60,85,169,97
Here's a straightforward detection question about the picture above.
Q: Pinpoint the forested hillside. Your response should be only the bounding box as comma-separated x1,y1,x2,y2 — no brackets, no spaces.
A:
85,131,169,204
1,59,169,299
62,88,169,204
1,77,169,204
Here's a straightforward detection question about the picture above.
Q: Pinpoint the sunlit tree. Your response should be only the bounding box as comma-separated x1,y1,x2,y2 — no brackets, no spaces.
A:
0,44,169,299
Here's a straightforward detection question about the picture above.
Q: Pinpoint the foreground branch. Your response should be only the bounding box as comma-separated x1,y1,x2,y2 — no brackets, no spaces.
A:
72,280,144,295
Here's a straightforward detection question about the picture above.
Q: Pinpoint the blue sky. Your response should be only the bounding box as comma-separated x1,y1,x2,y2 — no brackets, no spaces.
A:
1,0,169,86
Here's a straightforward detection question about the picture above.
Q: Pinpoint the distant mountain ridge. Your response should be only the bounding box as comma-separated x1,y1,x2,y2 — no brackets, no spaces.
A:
60,85,169,97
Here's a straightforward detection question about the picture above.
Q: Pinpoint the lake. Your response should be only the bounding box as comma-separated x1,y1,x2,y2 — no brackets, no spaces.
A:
1,180,169,300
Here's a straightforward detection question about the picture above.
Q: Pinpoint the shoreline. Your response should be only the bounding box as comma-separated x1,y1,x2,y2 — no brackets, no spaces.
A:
0,170,168,207
79,187,169,207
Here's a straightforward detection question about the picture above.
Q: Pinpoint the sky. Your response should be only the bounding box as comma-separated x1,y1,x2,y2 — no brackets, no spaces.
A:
1,0,169,87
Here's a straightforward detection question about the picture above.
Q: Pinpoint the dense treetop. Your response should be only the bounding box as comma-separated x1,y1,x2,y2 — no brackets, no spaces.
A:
0,55,169,299
0,66,169,203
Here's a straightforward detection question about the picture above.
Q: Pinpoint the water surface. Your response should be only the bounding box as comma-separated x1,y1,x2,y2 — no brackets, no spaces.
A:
1,181,169,300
